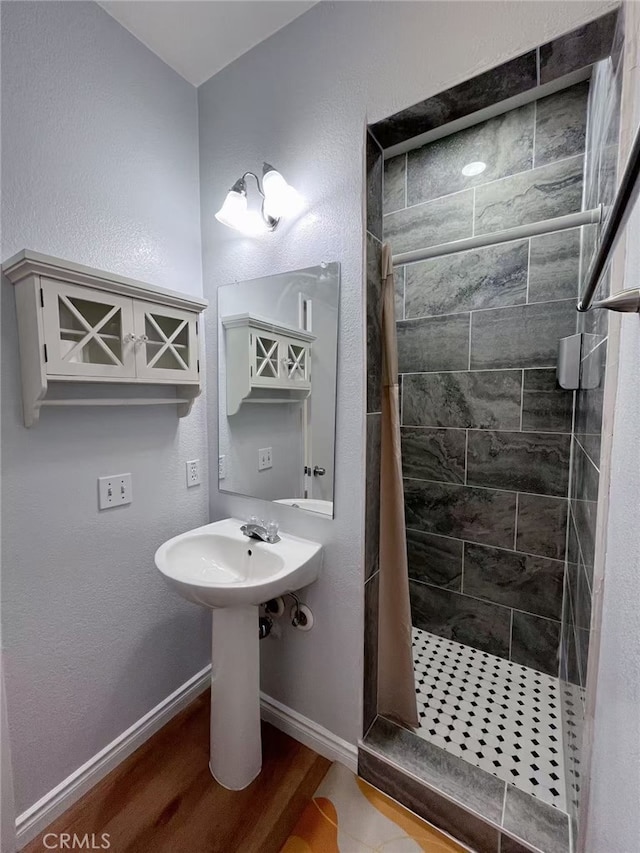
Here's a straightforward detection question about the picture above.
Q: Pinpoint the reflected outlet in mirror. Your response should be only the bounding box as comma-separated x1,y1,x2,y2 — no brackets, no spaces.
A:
217,262,339,517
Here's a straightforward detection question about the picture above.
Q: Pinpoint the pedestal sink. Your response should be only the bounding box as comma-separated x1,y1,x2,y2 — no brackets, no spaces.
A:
154,517,322,790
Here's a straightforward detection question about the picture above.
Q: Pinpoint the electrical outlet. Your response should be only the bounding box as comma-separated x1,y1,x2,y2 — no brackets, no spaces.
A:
186,459,201,487
258,447,273,471
218,455,226,480
98,473,132,510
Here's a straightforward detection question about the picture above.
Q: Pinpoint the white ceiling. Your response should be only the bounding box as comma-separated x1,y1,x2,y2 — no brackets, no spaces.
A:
98,1,317,87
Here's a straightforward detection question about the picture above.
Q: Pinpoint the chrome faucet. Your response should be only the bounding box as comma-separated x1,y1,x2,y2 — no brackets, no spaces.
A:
240,518,280,544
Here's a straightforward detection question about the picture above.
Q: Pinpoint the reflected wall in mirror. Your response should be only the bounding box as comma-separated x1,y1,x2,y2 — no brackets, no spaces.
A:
218,263,339,517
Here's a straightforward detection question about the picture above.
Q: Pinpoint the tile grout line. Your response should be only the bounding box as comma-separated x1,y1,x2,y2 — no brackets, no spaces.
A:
410,576,562,624
383,152,585,216
405,526,566,567
464,428,469,485
513,492,519,551
532,99,538,169
467,313,472,370
508,608,514,660
519,369,525,431
398,295,576,323
526,237,532,304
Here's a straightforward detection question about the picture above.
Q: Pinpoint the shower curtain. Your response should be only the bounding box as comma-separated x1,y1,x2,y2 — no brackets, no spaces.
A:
376,243,419,729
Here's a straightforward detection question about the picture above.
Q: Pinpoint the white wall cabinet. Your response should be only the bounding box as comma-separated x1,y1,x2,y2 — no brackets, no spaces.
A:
3,250,207,426
222,313,315,415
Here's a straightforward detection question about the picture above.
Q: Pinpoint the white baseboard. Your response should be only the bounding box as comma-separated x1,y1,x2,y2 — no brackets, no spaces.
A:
15,665,212,847
260,692,358,773
15,669,357,847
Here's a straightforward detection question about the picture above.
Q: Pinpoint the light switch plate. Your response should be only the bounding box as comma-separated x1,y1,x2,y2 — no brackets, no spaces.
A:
186,459,201,487
258,447,272,471
98,473,132,510
218,455,226,480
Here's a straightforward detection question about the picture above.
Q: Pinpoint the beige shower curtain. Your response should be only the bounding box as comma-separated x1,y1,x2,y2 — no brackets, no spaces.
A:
377,243,419,729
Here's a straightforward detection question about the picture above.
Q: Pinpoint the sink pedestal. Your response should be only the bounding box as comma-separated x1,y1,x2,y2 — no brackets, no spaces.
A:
209,605,262,790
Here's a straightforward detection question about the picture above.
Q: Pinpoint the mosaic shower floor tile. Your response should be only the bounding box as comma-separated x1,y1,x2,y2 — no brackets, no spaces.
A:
281,762,467,853
412,627,567,811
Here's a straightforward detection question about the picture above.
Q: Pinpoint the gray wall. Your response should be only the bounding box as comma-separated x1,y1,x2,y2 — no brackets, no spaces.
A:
383,84,588,676
1,1,209,813
198,0,616,747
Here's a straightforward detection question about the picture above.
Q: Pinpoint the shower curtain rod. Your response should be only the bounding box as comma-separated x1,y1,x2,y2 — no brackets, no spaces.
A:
391,207,602,267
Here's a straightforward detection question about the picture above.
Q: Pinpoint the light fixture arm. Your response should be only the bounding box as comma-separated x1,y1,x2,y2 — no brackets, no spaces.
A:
233,171,278,231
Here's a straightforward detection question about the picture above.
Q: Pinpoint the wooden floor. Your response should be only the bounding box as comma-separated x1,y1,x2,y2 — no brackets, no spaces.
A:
23,693,331,853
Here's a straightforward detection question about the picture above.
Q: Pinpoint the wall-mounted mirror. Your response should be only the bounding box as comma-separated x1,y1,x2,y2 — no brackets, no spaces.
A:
217,262,339,517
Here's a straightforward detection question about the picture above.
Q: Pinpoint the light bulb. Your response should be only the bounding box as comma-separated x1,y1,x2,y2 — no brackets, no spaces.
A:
215,189,248,230
262,164,301,220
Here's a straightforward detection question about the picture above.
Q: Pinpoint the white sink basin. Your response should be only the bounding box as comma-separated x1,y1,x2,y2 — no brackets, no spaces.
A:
154,517,322,791
154,517,322,608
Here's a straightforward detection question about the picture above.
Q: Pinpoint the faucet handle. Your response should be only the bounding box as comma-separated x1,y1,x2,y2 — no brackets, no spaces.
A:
266,520,279,540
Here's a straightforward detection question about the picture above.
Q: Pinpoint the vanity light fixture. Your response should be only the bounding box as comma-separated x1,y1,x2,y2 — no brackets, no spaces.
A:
215,163,300,235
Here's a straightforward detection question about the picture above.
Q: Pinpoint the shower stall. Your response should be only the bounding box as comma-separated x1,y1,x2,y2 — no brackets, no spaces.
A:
362,9,629,853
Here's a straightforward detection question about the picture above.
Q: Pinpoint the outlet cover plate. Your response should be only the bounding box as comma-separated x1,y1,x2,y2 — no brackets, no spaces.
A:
186,459,201,487
98,473,132,510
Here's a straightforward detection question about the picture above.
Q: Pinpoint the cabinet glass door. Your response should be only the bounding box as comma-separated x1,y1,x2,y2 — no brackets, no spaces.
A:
284,342,309,382
42,280,136,378
133,302,199,381
252,334,281,385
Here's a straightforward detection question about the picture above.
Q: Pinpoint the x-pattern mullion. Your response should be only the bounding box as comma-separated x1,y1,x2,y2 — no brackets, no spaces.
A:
287,345,305,378
146,314,189,370
256,338,278,376
60,296,122,365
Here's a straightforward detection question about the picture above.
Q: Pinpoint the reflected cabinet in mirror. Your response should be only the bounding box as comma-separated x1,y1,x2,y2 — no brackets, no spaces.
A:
217,262,339,517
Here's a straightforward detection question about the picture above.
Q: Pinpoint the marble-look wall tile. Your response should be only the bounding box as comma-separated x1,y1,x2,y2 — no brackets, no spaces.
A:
369,51,537,149
407,103,534,205
402,370,522,430
366,717,507,823
467,430,571,497
400,426,466,484
407,529,463,590
571,497,596,569
516,493,568,560
463,543,564,620
404,241,528,318
522,368,573,433
503,783,570,853
366,233,383,413
575,559,593,632
366,130,383,241
534,81,588,167
474,155,584,235
539,10,618,85
383,190,473,255
365,414,381,581
383,154,406,214
397,314,470,373
410,580,511,659
511,611,561,676
572,438,600,505
363,572,379,734
528,228,581,303
499,833,535,853
404,479,516,549
470,300,576,369
358,742,502,853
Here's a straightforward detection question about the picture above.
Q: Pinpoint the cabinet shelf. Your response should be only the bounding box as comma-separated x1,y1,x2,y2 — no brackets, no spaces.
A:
2,250,207,426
